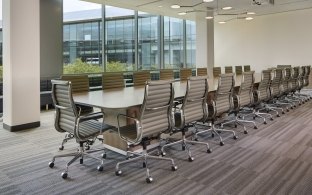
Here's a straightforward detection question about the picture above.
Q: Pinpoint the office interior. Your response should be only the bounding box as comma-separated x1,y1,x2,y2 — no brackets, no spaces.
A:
1,0,312,194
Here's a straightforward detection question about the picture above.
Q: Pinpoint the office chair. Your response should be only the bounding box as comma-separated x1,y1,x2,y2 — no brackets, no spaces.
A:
115,80,177,183
133,71,151,86
220,71,258,133
235,66,243,75
198,73,238,146
60,74,94,150
180,68,193,81
225,66,233,73
297,66,312,101
102,72,125,90
244,65,251,72
213,67,222,77
197,68,208,76
48,80,113,179
160,69,174,80
161,76,212,162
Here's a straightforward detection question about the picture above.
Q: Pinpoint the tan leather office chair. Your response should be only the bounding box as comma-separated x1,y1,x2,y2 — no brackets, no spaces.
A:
197,68,208,76
160,69,174,80
225,66,233,74
198,74,238,146
102,72,125,90
48,80,113,179
133,71,151,86
161,76,212,162
115,80,177,183
60,74,94,150
235,66,243,75
244,65,251,72
221,71,258,132
213,67,221,77
180,68,192,81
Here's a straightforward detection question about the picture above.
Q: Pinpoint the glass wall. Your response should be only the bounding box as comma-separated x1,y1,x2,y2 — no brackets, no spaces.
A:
186,21,196,68
138,12,160,70
105,6,135,71
164,16,184,69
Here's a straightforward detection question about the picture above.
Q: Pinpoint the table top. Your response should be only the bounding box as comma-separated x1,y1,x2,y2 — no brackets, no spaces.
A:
74,73,261,109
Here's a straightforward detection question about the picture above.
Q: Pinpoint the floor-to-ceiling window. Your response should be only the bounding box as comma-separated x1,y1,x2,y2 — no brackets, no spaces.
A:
186,21,196,68
164,16,184,69
138,12,160,70
105,6,135,72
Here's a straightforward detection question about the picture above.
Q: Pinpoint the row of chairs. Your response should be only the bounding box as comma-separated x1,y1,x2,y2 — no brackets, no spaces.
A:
49,65,310,183
213,65,251,77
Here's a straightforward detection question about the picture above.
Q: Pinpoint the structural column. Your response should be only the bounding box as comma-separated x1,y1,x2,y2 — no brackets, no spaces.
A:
196,11,214,78
3,0,63,131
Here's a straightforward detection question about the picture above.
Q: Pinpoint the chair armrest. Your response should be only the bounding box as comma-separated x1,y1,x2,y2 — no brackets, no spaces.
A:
232,94,240,110
78,111,103,122
117,114,142,145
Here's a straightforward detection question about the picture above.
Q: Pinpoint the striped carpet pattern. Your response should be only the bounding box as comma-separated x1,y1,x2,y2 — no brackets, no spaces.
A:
1,100,312,195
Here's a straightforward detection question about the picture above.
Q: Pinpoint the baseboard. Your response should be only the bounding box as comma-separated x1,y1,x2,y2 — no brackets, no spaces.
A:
3,121,40,132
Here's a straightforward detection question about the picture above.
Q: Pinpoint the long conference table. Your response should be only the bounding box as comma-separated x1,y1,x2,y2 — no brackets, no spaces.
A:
73,74,261,154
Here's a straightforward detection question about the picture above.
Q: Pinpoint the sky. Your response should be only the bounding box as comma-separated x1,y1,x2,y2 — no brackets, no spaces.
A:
0,0,101,20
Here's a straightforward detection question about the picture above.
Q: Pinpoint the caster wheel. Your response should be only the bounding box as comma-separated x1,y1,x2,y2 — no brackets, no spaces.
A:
286,109,289,112
61,172,68,179
188,157,194,162
234,124,237,128
85,145,90,150
290,107,293,109
194,138,199,141
182,145,186,151
264,121,267,124
270,118,274,121
161,152,166,156
211,133,215,138
244,130,248,134
254,126,258,129
80,159,83,164
220,141,224,146
282,111,285,114
253,116,256,120
97,165,103,172
48,162,54,168
207,149,212,153
277,114,280,117
115,170,122,176
146,177,153,183
101,153,107,159
143,162,146,168
233,135,238,140
171,165,178,171
59,145,64,150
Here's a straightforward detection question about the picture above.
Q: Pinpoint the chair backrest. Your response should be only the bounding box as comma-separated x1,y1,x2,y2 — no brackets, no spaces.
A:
213,67,221,77
102,72,124,90
133,71,151,86
270,68,283,98
237,71,254,107
304,65,311,87
225,66,233,74
257,70,272,102
298,66,306,90
180,68,192,81
290,67,300,92
160,69,174,80
282,67,292,93
139,80,174,138
181,76,208,126
197,68,208,76
61,75,89,93
214,73,235,115
244,65,251,72
51,80,77,134
277,65,291,68
235,66,243,75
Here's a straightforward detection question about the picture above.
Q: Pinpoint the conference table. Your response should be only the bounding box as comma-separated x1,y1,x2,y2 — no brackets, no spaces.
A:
73,73,262,154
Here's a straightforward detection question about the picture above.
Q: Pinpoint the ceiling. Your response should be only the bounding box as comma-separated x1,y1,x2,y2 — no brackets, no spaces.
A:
84,0,312,21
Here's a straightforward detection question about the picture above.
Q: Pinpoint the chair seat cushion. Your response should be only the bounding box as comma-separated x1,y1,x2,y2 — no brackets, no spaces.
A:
78,120,114,140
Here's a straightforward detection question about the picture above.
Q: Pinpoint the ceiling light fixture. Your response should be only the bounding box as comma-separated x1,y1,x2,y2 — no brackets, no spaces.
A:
158,5,163,8
219,21,226,24
178,12,187,15
205,16,214,19
247,12,255,15
203,0,214,2
245,17,254,20
222,6,233,10
171,4,181,9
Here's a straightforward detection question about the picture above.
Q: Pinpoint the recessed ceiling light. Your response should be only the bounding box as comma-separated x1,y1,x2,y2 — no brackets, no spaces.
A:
247,12,255,15
219,21,226,24
245,17,254,20
178,12,187,15
203,0,214,2
222,6,232,10
205,16,214,19
158,5,163,8
171,4,181,9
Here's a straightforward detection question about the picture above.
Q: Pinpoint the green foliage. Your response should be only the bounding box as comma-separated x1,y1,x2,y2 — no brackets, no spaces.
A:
63,58,102,74
106,61,127,72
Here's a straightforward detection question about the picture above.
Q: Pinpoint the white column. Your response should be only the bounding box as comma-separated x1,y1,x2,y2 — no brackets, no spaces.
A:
3,0,40,131
196,11,214,78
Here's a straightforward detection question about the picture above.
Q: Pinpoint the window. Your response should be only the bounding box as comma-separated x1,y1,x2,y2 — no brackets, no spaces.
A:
186,20,196,68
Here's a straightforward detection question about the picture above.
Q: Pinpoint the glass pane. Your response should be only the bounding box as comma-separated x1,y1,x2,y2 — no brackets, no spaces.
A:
105,6,135,72
138,12,160,70
164,16,184,69
186,20,196,68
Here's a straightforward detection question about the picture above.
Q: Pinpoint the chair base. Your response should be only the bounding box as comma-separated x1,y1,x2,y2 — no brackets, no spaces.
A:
221,115,257,133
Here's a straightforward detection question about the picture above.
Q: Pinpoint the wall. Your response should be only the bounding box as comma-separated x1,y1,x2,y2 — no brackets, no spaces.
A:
214,8,312,73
